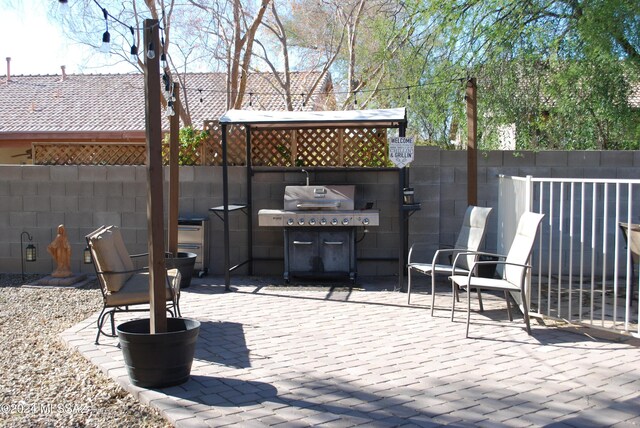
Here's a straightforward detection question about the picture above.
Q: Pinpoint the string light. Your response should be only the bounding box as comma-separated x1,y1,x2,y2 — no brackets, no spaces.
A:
84,0,466,111
160,36,167,69
129,26,138,63
100,8,110,53
58,0,69,15
165,82,175,116
146,41,156,60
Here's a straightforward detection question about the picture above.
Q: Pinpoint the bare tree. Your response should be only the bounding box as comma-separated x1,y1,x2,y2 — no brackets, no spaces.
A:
188,0,271,109
254,1,344,110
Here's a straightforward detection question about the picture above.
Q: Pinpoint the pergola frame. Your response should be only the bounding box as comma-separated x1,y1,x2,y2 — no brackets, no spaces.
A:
217,108,409,290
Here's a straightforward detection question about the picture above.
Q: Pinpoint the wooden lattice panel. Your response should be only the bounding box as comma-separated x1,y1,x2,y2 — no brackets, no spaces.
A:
294,128,341,166
343,127,389,167
251,129,294,167
162,140,202,165
32,126,389,167
33,143,146,165
202,121,246,166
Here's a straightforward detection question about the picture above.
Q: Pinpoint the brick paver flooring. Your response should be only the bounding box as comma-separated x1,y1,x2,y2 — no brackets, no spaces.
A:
62,277,640,427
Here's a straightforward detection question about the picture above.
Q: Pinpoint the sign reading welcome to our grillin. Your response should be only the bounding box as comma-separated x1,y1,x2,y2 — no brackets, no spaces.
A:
388,137,415,168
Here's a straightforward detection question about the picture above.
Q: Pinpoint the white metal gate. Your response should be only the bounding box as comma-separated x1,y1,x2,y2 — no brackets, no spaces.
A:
499,175,640,337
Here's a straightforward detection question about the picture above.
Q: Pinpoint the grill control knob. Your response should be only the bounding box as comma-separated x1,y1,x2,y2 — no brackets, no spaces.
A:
298,218,305,225
362,218,370,225
320,218,327,225
331,218,338,225
342,218,350,225
287,218,294,226
309,218,316,225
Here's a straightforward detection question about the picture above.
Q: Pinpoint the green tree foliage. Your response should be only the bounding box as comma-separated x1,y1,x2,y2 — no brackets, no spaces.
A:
414,0,640,149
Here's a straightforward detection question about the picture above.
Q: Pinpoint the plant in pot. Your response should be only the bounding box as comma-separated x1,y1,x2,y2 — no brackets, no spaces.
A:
165,251,197,289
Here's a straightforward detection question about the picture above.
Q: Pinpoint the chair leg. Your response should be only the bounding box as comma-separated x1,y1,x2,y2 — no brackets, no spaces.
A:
407,266,412,305
451,279,457,322
504,291,513,321
477,289,484,312
109,311,116,336
95,307,107,345
521,291,532,335
430,273,436,316
466,285,472,338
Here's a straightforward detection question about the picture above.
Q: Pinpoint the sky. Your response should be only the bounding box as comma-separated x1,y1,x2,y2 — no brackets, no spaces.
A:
0,0,133,76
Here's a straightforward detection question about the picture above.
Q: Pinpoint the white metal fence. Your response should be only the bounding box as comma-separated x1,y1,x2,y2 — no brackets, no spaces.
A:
499,175,640,337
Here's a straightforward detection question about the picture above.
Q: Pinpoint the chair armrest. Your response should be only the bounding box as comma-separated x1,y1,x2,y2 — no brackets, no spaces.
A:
451,251,506,275
408,243,471,264
95,266,149,276
130,253,149,258
131,251,176,259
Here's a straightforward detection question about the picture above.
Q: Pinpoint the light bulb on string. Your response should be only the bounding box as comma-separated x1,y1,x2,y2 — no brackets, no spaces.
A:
130,45,138,63
160,35,167,69
100,31,111,53
129,27,138,63
58,0,69,15
146,42,155,60
99,8,110,54
160,52,167,70
165,100,175,117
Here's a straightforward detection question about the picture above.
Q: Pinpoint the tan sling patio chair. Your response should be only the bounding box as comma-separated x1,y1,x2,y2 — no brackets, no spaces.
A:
86,225,181,344
407,206,493,315
450,211,544,338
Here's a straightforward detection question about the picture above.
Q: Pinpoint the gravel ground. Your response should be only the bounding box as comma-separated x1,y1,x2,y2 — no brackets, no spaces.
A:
0,274,172,428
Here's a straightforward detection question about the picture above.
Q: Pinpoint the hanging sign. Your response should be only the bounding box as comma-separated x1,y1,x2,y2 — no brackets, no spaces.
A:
388,136,415,168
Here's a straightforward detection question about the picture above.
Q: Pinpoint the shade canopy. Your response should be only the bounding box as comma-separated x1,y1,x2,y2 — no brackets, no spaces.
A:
219,107,407,129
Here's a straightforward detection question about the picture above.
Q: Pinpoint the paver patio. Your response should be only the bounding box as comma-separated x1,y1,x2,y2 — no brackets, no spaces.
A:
62,276,640,427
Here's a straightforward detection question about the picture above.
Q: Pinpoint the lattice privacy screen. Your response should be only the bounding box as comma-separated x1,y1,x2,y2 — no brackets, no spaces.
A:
33,122,390,167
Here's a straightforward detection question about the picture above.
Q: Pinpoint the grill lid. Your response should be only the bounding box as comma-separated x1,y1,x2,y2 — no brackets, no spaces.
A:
284,185,355,211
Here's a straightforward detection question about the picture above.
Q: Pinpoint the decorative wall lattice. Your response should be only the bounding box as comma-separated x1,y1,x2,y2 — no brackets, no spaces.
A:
33,124,390,167
33,142,146,165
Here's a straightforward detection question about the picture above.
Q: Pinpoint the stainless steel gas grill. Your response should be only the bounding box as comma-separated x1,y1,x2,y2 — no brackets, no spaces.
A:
258,185,379,283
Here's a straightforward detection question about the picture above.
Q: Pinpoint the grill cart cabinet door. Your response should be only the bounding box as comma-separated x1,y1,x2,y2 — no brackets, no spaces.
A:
177,218,209,277
284,228,356,283
319,231,352,273
289,230,317,273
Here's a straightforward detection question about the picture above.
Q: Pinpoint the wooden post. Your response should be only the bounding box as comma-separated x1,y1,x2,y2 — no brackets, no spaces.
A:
144,19,167,334
168,83,180,256
466,77,478,206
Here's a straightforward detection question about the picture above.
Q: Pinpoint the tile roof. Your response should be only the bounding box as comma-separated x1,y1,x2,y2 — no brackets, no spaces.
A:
0,71,333,134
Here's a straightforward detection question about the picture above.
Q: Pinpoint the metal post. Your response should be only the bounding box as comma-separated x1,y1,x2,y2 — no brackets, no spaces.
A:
398,124,408,291
246,125,253,275
222,123,231,291
168,82,180,256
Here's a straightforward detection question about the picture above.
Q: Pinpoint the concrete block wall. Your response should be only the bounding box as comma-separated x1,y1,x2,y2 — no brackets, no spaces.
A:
2,150,640,279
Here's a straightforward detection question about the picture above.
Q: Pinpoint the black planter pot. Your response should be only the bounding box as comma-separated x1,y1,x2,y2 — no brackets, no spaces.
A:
117,318,200,388
478,255,499,279
166,252,197,289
